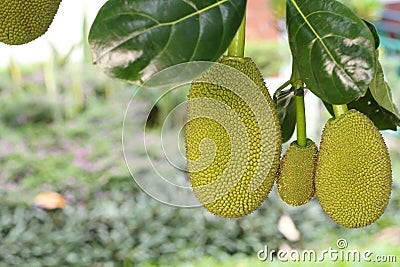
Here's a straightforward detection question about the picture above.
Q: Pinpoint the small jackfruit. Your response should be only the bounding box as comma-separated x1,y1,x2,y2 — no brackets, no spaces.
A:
185,56,282,218
315,110,392,228
277,139,317,206
0,0,62,45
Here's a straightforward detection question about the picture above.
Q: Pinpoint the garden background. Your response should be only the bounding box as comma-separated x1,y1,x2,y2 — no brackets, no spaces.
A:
0,0,399,266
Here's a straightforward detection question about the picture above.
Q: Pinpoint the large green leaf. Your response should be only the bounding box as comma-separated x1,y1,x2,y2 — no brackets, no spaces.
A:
286,0,376,104
274,87,296,143
369,53,400,120
89,0,246,83
324,89,400,130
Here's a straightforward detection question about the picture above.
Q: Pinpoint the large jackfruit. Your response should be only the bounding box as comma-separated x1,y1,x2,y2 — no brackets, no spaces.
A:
315,110,392,228
185,56,281,218
277,139,317,206
0,0,62,45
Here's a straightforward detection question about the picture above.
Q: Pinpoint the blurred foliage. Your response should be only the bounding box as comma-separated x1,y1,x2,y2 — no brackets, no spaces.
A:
0,92,55,125
0,179,287,266
0,178,399,266
338,0,383,20
268,0,286,20
268,0,383,20
245,41,289,77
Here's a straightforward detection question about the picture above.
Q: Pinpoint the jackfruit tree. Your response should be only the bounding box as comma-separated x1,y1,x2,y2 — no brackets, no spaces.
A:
0,0,62,45
87,0,400,228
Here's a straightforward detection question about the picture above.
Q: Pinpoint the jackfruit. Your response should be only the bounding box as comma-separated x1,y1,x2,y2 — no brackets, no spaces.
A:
185,56,282,218
315,110,392,228
0,0,62,45
277,139,317,206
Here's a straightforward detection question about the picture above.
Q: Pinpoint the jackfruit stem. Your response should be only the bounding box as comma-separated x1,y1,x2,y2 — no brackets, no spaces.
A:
290,61,303,90
295,89,307,147
228,14,246,57
332,104,348,118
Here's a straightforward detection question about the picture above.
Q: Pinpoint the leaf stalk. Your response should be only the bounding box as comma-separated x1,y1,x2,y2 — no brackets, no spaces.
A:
332,104,348,118
228,14,246,57
295,88,307,147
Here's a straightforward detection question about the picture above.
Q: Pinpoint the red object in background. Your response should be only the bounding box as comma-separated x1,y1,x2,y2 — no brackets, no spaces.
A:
386,2,400,10
246,0,279,40
383,2,400,39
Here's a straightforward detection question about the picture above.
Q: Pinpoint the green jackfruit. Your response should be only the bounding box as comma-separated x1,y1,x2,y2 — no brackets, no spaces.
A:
185,56,282,218
0,0,62,45
277,139,317,206
315,110,392,228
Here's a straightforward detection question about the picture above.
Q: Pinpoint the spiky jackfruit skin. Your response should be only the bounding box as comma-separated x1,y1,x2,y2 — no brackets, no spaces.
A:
277,139,317,206
0,0,62,45
315,110,392,228
186,56,282,218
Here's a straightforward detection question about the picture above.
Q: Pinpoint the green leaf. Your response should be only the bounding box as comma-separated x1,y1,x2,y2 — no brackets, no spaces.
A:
286,0,376,104
88,0,246,83
274,87,296,143
324,89,400,130
363,19,380,49
369,53,400,120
